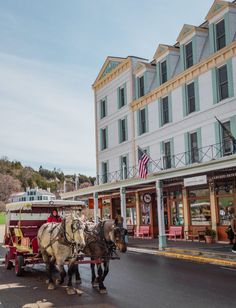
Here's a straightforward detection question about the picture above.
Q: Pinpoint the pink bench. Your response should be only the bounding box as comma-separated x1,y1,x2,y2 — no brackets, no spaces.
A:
135,225,151,238
164,226,183,240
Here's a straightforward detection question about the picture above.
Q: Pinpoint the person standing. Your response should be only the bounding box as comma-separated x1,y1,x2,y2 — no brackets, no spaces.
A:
230,209,236,253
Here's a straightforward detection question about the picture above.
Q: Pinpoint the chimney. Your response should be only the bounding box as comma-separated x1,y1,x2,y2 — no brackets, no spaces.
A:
47,187,51,193
26,187,30,192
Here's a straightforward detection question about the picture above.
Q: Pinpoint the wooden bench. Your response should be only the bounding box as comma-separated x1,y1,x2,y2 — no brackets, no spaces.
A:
135,225,151,238
185,228,206,242
164,226,183,240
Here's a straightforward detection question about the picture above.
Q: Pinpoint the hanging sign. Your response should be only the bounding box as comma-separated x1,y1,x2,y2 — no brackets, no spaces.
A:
184,175,207,187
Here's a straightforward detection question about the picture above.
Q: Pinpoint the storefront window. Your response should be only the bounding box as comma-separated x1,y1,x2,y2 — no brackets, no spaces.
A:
141,203,151,225
171,201,184,226
126,208,136,225
218,197,234,225
190,199,211,225
102,206,110,219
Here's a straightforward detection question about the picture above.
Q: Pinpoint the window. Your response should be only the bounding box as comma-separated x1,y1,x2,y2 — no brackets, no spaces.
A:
190,132,199,163
185,41,193,69
119,87,126,108
162,96,169,125
163,141,172,169
160,60,167,84
188,187,211,225
216,19,226,51
171,201,184,226
29,196,34,201
101,162,108,184
120,155,128,179
100,99,107,119
218,65,228,101
138,76,145,98
37,196,42,200
100,127,108,150
119,118,127,143
43,196,48,200
139,108,147,135
221,121,232,155
187,82,195,114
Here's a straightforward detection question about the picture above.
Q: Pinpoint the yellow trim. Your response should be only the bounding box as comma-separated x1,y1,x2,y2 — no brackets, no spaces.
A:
153,44,179,60
131,41,236,111
177,24,208,43
93,57,131,91
205,0,236,21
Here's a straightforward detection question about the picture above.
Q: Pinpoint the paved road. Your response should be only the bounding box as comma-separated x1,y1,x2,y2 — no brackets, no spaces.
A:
0,246,236,308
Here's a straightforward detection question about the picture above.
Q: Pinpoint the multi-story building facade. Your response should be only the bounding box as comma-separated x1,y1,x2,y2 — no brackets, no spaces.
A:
10,187,56,203
62,0,236,244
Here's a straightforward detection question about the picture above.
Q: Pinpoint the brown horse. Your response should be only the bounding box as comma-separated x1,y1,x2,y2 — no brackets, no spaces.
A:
37,214,85,294
76,219,127,293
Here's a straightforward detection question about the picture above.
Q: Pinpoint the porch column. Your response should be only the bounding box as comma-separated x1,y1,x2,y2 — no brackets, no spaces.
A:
156,179,167,250
120,187,127,228
209,183,218,241
135,191,140,229
93,192,99,223
182,187,189,238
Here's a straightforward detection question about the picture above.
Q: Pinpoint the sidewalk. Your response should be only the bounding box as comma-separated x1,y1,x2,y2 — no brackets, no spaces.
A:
128,237,236,267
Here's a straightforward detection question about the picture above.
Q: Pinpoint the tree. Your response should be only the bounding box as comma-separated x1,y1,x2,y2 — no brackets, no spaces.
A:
0,174,21,204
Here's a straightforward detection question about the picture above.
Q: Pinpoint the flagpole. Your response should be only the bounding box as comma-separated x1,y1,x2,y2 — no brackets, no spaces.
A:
137,146,161,169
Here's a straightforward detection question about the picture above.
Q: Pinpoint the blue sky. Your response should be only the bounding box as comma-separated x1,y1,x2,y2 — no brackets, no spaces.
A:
0,0,213,176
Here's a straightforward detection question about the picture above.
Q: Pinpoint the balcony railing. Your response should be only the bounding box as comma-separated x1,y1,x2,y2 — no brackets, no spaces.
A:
96,141,236,185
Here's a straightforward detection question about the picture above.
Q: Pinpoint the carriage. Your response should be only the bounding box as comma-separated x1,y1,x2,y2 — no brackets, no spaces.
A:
3,199,87,276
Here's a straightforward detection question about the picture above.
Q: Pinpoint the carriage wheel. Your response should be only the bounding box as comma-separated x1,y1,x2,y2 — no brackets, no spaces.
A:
5,252,13,270
15,255,24,277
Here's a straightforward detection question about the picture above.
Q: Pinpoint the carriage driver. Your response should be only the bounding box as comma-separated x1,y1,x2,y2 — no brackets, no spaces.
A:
47,208,62,223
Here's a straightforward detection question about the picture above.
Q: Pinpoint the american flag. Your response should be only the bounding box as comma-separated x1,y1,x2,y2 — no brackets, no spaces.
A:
138,147,150,179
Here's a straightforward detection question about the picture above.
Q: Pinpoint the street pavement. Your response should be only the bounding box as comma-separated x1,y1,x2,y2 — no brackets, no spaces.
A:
0,246,236,308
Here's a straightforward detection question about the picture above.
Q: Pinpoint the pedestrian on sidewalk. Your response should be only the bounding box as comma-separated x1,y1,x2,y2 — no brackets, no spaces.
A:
230,209,236,253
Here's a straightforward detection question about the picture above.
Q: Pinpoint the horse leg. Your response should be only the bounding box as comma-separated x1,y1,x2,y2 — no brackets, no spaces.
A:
102,260,109,284
55,264,66,285
91,258,98,287
44,254,55,290
75,265,82,284
97,263,107,294
67,260,77,295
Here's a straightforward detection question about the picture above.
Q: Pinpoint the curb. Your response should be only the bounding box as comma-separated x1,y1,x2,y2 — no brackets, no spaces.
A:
128,247,236,268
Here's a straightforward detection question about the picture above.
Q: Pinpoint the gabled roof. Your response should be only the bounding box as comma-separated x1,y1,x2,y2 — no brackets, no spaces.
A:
93,56,125,85
133,61,155,75
177,24,208,42
205,0,236,21
153,44,179,60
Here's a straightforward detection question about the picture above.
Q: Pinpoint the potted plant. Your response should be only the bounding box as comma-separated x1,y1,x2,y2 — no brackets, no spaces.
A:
205,228,216,244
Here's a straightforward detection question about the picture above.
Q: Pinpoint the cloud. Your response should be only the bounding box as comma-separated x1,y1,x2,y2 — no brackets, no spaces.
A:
0,53,96,175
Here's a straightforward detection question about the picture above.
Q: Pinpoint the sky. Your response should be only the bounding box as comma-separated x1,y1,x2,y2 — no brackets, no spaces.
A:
0,0,214,176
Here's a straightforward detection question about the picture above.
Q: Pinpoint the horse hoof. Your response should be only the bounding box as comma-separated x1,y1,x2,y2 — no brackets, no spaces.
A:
92,282,99,288
75,288,84,296
99,288,107,294
48,283,55,290
66,287,76,295
55,278,62,285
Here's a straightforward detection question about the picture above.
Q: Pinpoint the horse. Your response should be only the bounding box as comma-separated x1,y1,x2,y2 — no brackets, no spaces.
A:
76,219,127,294
37,214,85,295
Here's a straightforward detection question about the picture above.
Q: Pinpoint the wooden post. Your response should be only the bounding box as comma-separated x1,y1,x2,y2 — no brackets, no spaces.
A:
209,183,218,241
93,192,98,223
135,191,140,230
182,187,189,239
156,180,167,250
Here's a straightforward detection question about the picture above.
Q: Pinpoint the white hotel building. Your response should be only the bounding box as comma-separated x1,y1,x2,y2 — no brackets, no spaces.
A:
62,0,236,246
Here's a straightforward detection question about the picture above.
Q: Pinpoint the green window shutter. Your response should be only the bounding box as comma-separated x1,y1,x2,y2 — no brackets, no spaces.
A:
156,62,161,87
182,85,187,117
170,137,174,168
196,128,202,161
145,106,149,133
160,141,164,169
224,13,230,45
167,55,171,80
125,116,128,141
214,121,221,158
136,110,140,136
105,127,108,149
100,129,103,150
211,68,218,104
209,23,216,53
158,99,163,127
230,116,236,139
194,78,200,112
124,83,127,105
105,97,107,117
180,45,185,70
192,36,197,64
144,72,147,95
117,87,120,109
135,78,139,99
118,120,121,143
168,94,173,123
227,59,234,98
99,100,102,119
184,132,190,165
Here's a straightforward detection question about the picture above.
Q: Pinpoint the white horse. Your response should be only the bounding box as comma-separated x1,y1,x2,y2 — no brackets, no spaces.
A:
37,214,85,294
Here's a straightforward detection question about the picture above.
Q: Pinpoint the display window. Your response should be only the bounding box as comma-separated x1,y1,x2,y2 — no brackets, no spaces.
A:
188,187,211,225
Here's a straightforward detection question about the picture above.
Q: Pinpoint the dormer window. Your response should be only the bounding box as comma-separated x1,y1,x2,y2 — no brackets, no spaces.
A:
216,19,226,51
185,41,193,69
160,60,167,84
138,76,145,98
